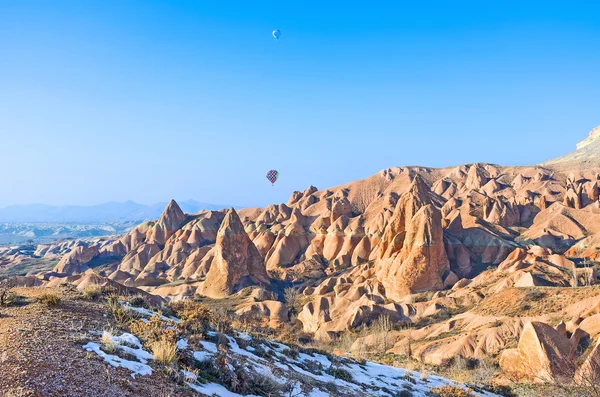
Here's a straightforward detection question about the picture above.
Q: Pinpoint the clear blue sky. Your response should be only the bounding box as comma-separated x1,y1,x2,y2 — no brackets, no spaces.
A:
1,1,599,208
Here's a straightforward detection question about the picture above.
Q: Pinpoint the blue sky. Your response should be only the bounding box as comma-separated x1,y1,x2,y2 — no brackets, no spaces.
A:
0,1,599,208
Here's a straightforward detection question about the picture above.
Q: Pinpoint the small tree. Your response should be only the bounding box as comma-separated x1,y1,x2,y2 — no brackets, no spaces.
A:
0,277,18,307
284,287,303,315
373,315,393,352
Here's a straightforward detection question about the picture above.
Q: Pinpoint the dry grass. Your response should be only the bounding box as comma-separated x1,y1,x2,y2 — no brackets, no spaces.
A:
439,356,498,386
474,286,600,317
111,306,132,330
39,292,61,306
83,284,102,301
101,331,117,354
0,290,20,307
127,294,148,308
169,300,212,334
151,338,177,365
0,277,21,307
129,314,177,347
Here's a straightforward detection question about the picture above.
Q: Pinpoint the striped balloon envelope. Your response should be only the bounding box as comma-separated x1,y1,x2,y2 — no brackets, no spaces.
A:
266,170,279,185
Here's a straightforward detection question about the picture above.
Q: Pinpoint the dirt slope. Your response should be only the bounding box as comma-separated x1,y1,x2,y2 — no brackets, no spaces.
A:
0,286,191,397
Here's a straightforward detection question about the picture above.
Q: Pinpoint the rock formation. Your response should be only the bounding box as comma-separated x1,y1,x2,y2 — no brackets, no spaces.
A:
376,204,449,300
53,243,99,274
197,208,269,298
500,321,582,383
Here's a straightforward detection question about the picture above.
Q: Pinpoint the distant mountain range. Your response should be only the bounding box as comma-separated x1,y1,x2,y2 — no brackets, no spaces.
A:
0,200,237,223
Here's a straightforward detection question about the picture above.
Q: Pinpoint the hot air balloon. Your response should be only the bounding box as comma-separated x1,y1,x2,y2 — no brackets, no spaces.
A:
272,29,281,40
266,170,279,185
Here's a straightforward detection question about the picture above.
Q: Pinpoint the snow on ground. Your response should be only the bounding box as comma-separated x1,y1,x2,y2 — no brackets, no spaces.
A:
193,350,213,362
120,302,180,323
83,342,152,378
185,381,260,397
83,303,501,396
199,340,218,353
102,331,154,363
110,332,142,348
176,338,188,349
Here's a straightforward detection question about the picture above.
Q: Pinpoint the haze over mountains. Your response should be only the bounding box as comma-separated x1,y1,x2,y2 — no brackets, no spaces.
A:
0,199,236,223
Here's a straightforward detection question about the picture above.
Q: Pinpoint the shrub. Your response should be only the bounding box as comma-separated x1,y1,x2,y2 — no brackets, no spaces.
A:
402,373,416,384
327,367,353,382
83,284,102,300
157,304,175,318
254,375,285,395
129,314,177,347
234,310,264,332
282,347,300,360
107,293,120,308
284,287,303,314
151,337,177,365
398,390,413,397
212,307,233,334
111,306,131,330
101,331,117,354
39,292,61,306
0,291,20,307
525,289,545,301
169,301,212,334
127,294,148,308
429,385,475,397
483,385,517,397
0,277,20,307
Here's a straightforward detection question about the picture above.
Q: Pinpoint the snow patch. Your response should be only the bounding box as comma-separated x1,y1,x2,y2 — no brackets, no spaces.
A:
83,342,152,378
176,338,188,350
185,381,261,397
199,340,218,353
193,351,213,362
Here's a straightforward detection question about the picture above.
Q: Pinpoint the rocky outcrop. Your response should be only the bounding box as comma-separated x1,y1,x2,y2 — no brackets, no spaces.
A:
197,209,269,298
500,321,582,383
576,126,600,150
53,243,99,274
376,204,449,300
465,163,489,190
146,200,187,245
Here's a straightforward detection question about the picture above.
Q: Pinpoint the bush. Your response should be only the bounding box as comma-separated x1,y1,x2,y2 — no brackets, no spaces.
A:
525,289,545,301
101,331,117,354
83,284,102,300
284,287,303,315
169,301,212,334
107,293,120,308
402,373,416,384
212,307,233,334
111,306,131,330
327,367,353,382
39,292,61,306
0,291,20,307
398,390,413,397
243,373,284,396
0,277,19,307
429,385,475,397
151,337,177,365
129,314,178,347
481,385,517,397
282,348,300,360
127,294,148,308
